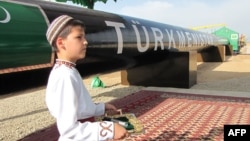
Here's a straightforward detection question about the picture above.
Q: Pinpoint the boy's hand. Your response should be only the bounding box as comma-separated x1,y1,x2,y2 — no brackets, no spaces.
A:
105,103,117,111
113,123,129,140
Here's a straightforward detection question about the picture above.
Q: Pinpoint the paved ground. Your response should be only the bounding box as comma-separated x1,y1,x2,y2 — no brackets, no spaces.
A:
0,45,250,141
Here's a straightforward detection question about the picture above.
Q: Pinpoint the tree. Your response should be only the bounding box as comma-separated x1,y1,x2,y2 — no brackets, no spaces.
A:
56,0,117,9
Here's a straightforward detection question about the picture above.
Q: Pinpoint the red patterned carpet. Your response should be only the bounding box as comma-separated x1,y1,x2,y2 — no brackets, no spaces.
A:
20,90,250,141
109,90,250,141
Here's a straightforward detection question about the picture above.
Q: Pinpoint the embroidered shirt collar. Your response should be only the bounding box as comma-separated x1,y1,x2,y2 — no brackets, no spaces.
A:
55,59,76,68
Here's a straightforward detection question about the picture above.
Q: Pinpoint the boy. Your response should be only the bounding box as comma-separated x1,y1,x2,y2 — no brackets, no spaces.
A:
45,15,128,141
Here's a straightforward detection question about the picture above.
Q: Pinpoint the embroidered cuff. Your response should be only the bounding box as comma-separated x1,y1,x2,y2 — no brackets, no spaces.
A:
98,121,114,140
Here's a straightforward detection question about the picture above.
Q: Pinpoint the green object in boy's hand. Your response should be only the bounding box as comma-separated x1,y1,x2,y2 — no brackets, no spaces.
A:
125,122,134,130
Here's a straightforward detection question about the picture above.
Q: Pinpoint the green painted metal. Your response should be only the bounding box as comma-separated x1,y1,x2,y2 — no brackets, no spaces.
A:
213,27,239,52
0,1,51,70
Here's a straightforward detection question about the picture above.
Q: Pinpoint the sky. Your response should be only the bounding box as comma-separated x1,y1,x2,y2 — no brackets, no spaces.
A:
65,0,250,42
95,0,250,42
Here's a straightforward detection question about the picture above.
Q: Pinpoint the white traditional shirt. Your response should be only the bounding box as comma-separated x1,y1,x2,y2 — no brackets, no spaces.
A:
46,59,114,141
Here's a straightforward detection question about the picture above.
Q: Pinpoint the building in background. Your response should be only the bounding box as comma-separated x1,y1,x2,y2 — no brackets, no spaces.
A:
213,27,239,53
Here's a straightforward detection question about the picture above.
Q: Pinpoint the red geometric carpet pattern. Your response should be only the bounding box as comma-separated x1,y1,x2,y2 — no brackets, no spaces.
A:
108,90,250,141
19,90,250,141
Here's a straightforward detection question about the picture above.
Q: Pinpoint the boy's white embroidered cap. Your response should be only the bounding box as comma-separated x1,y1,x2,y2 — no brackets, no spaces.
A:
46,15,73,47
